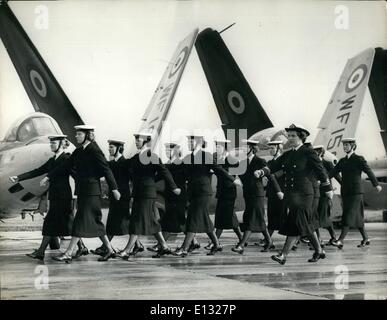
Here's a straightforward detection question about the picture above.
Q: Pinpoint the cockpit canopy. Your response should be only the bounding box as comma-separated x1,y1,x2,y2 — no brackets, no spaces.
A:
3,112,62,142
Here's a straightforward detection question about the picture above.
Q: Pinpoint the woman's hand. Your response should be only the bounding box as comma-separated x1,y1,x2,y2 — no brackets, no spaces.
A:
40,177,49,187
112,189,121,200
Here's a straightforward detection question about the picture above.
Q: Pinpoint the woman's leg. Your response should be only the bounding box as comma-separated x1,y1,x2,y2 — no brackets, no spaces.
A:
36,236,51,254
308,231,323,253
207,230,220,247
233,227,243,242
99,235,114,253
358,227,369,241
215,229,223,239
121,234,138,254
64,237,80,256
238,230,252,247
281,236,298,257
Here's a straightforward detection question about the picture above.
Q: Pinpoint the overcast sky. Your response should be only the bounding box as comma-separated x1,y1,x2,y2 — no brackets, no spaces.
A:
0,0,386,159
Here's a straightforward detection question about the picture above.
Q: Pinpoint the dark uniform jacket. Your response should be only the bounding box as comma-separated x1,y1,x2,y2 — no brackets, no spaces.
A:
215,154,239,200
239,155,270,199
266,156,285,196
108,156,131,200
48,141,118,196
329,153,379,196
182,150,235,198
273,145,332,195
18,152,72,200
164,159,187,203
128,150,177,199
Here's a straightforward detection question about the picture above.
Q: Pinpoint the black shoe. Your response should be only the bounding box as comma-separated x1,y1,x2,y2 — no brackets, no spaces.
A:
271,254,286,265
320,250,326,259
326,238,337,246
52,253,72,263
204,242,213,250
291,245,298,251
158,247,172,256
132,244,145,255
188,242,201,253
332,240,344,249
172,248,188,257
147,245,160,253
261,243,275,252
300,237,310,244
74,247,89,259
231,246,244,254
207,245,223,256
308,252,324,263
357,239,370,248
26,250,44,261
90,247,106,256
98,251,116,262
254,239,265,247
116,251,130,260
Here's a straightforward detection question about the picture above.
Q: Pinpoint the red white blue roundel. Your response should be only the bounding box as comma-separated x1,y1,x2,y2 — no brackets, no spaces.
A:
169,46,188,79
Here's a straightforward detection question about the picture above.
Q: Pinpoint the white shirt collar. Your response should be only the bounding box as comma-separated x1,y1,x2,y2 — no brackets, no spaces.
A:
248,152,254,162
54,150,65,160
115,154,122,161
82,141,91,149
293,143,302,151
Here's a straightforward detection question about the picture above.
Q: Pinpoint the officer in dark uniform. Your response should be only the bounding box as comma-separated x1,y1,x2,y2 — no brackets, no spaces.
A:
266,141,286,241
91,139,143,256
271,124,333,265
9,135,86,260
330,138,382,249
49,125,121,262
206,139,243,250
231,139,273,254
147,142,200,254
116,132,181,259
172,134,238,257
313,145,340,245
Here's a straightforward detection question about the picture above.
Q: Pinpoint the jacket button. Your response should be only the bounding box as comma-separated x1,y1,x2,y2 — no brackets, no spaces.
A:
291,184,294,187
293,165,296,168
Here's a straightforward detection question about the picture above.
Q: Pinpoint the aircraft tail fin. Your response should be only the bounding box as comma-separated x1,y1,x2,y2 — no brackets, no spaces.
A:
0,1,83,144
138,29,198,150
314,48,375,158
195,28,273,145
368,47,387,152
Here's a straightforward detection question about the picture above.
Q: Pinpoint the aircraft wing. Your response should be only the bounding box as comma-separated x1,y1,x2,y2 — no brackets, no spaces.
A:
0,1,84,144
137,28,199,151
195,27,273,146
314,48,375,158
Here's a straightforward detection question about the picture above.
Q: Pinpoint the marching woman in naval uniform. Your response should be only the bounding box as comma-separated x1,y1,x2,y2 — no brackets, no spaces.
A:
271,124,334,265
172,134,239,257
330,138,382,249
266,141,286,240
231,139,273,254
116,133,181,259
313,145,340,245
205,139,243,250
48,125,121,262
91,140,143,256
147,142,200,254
9,135,86,260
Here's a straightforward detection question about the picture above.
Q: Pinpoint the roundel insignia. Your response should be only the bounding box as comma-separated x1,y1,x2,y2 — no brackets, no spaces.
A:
345,64,367,93
29,69,47,98
227,90,245,114
169,46,188,79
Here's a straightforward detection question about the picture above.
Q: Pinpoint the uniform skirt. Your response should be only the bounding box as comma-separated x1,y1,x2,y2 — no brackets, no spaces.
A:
72,196,106,238
341,194,364,228
241,196,267,232
129,197,161,235
280,192,314,237
267,193,286,231
214,197,239,230
318,196,333,228
106,198,131,236
160,199,186,233
311,196,320,230
186,195,213,233
42,198,74,236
